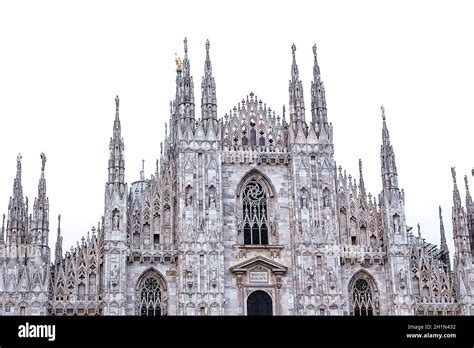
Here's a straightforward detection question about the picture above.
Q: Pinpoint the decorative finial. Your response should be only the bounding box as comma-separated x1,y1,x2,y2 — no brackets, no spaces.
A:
140,160,145,181
451,167,457,183
313,44,317,55
381,105,385,120
40,152,46,172
465,175,469,190
417,223,421,238
17,153,22,164
359,159,363,174
205,39,210,54
115,95,119,111
439,205,442,218
184,37,188,54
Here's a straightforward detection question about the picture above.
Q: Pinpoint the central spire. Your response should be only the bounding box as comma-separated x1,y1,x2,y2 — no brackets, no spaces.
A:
380,105,398,191
108,95,125,184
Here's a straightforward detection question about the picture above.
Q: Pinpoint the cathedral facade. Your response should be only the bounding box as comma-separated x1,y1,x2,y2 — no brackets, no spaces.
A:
0,40,473,316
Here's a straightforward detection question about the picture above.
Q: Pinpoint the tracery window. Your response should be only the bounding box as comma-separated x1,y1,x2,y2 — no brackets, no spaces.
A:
139,276,161,316
242,180,268,245
351,278,374,316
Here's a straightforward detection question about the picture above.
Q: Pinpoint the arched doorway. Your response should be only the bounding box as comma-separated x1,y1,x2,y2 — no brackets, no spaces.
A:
247,290,273,316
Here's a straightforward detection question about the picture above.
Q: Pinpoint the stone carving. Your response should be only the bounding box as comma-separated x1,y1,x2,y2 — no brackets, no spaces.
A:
393,215,400,234
328,270,336,290
161,296,168,315
398,269,406,289
300,191,307,209
186,189,193,207
112,210,120,230
186,266,194,288
269,216,276,237
323,189,330,208
210,268,218,288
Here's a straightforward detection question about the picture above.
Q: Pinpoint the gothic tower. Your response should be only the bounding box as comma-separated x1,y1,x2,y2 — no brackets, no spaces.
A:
103,95,129,315
451,169,473,315
378,106,414,314
0,154,50,315
289,44,343,315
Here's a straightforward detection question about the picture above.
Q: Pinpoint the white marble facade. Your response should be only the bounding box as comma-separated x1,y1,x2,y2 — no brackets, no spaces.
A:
0,40,473,316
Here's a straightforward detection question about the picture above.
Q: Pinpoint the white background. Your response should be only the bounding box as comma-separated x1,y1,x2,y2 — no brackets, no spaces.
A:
0,0,473,260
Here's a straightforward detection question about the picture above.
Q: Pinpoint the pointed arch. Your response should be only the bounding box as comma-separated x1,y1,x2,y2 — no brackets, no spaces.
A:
235,169,278,246
135,268,168,316
348,270,378,316
236,169,276,198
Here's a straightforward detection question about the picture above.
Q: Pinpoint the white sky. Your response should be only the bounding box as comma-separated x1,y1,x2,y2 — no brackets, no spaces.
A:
0,0,473,259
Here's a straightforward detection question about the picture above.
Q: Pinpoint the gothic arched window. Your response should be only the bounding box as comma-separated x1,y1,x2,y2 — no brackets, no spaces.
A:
139,276,162,316
242,180,268,245
351,278,375,316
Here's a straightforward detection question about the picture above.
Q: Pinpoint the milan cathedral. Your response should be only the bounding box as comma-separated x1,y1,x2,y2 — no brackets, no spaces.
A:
0,39,473,316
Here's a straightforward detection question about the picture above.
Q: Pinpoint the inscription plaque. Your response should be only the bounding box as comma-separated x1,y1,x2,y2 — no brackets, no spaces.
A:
249,271,268,283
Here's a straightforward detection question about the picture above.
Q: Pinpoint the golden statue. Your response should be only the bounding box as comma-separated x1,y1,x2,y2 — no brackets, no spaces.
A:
175,53,183,72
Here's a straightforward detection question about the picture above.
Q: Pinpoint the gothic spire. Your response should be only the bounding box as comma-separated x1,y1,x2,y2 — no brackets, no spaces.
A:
288,44,305,130
439,206,449,251
55,214,63,263
6,154,28,245
380,106,399,191
32,153,50,248
311,43,327,124
0,214,4,244
201,39,217,130
465,175,472,206
439,206,451,271
358,159,367,202
108,95,125,184
176,37,195,131
451,167,471,258
140,159,145,181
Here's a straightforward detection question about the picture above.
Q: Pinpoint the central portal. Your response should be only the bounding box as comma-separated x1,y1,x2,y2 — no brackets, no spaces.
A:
247,290,273,316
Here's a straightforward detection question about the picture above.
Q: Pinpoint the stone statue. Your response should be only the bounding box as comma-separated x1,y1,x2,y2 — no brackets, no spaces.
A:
175,54,183,71
161,296,168,315
398,268,406,289
111,265,119,279
236,216,244,235
393,215,400,233
328,269,336,289
323,190,330,207
186,190,193,206
113,211,120,230
40,153,46,172
209,190,216,208
210,268,218,288
269,216,276,236
301,192,307,209
305,266,315,281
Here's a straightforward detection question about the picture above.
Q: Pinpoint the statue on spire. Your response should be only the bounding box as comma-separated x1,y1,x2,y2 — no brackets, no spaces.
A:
115,95,120,111
381,105,385,120
40,152,46,172
175,53,183,72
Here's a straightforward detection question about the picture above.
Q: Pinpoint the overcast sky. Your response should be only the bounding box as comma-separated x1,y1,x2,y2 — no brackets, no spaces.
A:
0,0,473,258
